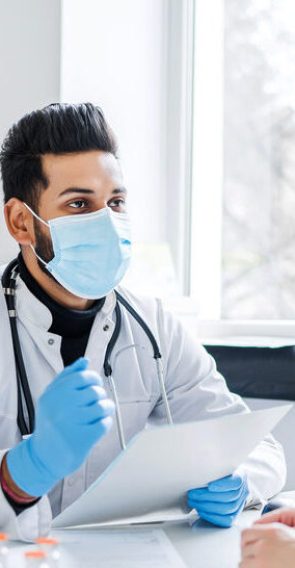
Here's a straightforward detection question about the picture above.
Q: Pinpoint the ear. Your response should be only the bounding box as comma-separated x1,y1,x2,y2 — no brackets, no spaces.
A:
4,198,35,246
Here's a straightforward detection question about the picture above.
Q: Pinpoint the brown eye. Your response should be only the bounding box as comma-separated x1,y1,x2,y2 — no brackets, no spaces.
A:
69,200,87,209
108,198,126,210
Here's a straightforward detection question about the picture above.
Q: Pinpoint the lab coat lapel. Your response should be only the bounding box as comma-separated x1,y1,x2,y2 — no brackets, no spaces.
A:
15,278,118,376
85,291,116,374
15,277,64,375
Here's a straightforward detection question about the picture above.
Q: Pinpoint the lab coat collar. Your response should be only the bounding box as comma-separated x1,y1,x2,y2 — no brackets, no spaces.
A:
16,275,53,330
16,275,117,332
100,289,117,319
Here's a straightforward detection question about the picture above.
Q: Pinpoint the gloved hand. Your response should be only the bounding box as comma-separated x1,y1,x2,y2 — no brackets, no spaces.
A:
187,472,249,528
7,357,115,497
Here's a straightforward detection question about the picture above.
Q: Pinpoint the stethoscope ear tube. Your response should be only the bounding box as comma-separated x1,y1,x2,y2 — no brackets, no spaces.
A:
9,315,35,434
114,292,173,427
2,259,35,435
103,302,122,378
115,291,162,359
103,293,173,451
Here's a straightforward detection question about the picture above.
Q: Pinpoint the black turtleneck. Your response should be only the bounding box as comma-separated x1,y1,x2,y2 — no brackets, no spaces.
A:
18,254,105,366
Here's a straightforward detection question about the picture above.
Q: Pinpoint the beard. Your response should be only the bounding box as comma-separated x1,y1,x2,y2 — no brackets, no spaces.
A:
33,218,60,285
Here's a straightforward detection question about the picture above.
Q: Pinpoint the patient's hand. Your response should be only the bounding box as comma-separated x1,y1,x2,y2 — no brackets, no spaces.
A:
255,507,295,527
240,509,295,567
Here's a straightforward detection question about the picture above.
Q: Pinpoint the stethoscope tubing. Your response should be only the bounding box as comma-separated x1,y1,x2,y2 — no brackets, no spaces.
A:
2,259,35,435
1,259,173,449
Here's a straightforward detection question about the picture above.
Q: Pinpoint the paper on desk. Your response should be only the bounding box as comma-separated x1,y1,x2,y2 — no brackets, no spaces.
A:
53,404,291,529
7,529,187,568
74,530,187,568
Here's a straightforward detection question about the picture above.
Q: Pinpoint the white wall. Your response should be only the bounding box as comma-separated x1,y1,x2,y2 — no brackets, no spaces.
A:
61,0,195,295
61,0,168,246
0,0,61,264
0,0,192,295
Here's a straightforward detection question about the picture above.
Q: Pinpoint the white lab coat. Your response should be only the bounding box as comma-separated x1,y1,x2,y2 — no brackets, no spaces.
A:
0,267,286,541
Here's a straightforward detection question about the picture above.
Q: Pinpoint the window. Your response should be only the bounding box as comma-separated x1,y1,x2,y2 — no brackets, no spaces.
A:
191,0,295,320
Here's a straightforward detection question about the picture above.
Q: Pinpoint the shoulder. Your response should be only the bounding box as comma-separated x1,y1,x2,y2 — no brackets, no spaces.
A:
115,286,160,321
0,263,9,278
115,286,184,345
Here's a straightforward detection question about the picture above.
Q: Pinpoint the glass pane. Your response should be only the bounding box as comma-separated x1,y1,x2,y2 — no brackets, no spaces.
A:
223,0,295,319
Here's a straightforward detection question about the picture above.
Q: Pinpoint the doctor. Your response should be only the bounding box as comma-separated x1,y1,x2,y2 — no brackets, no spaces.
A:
0,103,286,541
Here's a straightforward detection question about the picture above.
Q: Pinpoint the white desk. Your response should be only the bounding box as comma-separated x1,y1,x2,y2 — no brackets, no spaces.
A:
165,509,260,567
4,510,259,568
168,490,295,567
7,493,295,568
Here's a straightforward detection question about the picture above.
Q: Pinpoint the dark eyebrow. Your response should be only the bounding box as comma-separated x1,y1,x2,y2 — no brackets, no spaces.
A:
58,187,127,197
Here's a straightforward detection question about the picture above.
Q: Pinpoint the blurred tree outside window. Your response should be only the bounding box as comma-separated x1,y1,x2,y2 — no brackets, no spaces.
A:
223,0,295,319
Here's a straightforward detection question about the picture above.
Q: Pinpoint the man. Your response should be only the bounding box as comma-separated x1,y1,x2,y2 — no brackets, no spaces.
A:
0,103,286,541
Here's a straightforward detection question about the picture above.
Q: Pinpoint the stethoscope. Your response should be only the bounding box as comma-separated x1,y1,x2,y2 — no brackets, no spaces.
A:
1,258,173,450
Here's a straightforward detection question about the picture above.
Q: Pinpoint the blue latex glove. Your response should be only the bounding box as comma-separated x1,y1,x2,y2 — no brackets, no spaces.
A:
187,472,249,528
7,357,115,497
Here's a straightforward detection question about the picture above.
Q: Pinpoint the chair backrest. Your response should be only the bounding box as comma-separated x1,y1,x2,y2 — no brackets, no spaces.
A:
205,345,295,400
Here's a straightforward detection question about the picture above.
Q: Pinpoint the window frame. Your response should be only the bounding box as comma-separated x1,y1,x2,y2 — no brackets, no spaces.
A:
187,0,295,338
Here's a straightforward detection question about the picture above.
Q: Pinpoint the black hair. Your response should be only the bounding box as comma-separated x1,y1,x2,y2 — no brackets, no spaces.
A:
0,102,118,211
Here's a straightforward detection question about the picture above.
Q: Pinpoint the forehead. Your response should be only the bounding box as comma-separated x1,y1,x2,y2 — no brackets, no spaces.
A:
41,150,123,192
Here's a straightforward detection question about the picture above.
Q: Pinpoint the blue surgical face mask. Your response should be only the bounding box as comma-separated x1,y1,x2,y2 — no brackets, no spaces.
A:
24,204,132,299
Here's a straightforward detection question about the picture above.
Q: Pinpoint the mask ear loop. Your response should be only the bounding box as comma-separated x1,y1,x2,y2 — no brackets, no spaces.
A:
29,244,47,267
23,203,50,227
23,203,50,266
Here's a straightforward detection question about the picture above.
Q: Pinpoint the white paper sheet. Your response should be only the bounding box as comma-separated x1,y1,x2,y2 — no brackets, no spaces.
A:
53,404,292,529
7,529,187,568
60,507,199,529
60,529,187,568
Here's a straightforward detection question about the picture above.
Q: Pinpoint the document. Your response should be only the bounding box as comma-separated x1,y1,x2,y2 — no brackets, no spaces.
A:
53,404,291,529
8,529,187,568
59,528,187,568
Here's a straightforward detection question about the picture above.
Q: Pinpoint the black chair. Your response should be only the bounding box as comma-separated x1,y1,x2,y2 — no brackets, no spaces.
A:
204,345,295,401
